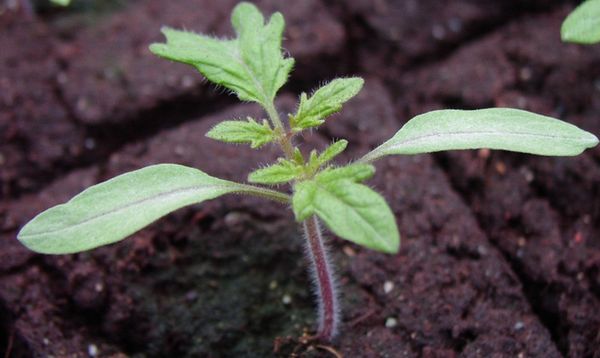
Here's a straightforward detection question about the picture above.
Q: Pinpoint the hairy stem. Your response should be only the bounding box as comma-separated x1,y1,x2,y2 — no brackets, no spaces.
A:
303,215,339,341
266,101,337,339
265,102,294,158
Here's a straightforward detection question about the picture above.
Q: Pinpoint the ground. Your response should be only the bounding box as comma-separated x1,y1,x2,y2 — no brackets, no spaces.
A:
0,0,599,357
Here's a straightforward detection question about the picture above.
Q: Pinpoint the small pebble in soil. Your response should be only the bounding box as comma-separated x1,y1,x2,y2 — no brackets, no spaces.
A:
495,162,506,175
477,245,488,256
448,17,462,33
342,245,356,257
282,294,292,305
478,148,490,159
88,344,98,357
181,75,195,89
520,167,534,182
385,317,398,328
224,212,244,226
514,321,525,331
519,67,533,81
84,138,96,150
383,281,394,294
174,145,185,156
77,97,90,112
432,24,446,40
186,290,198,302
517,248,524,258
56,72,68,85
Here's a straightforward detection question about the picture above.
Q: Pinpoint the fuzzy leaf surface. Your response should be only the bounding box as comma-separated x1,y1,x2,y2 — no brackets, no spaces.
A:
292,164,398,253
362,108,599,162
291,78,364,131
149,2,294,106
317,164,375,183
206,118,275,148
18,164,288,254
561,0,600,44
248,159,303,184
317,140,348,165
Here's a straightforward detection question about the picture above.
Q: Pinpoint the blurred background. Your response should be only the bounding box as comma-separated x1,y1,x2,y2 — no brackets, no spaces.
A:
1,1,599,356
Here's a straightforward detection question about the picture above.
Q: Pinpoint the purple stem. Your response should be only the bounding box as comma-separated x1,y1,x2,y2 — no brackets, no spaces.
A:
303,215,339,341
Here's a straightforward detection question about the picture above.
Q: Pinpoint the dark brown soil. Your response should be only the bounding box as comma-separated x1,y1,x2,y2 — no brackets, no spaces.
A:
1,1,598,357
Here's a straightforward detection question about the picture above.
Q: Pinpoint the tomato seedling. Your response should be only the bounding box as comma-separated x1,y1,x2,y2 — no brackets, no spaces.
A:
17,2,599,341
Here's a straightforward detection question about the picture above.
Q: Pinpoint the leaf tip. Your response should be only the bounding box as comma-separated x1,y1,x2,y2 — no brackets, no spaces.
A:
371,230,400,254
16,220,57,255
584,131,599,148
148,43,164,56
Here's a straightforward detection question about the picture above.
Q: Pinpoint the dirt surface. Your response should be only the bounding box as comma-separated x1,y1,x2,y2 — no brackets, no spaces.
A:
1,0,599,357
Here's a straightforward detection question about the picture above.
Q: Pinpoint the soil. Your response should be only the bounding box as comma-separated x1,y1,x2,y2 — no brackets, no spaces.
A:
0,0,598,357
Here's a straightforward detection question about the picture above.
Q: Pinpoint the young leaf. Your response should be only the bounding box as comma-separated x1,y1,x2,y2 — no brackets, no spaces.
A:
317,163,375,184
248,159,303,184
17,164,289,254
293,176,399,254
149,2,294,107
206,118,275,148
290,78,364,131
317,140,348,165
361,108,599,162
561,0,600,44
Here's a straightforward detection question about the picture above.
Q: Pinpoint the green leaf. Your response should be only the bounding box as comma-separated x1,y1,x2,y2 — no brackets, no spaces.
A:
361,108,599,162
292,175,399,254
206,117,276,148
317,164,375,183
291,78,364,131
292,147,305,165
305,140,349,175
18,164,289,254
248,159,303,184
51,0,70,5
317,140,348,165
149,2,294,106
561,0,600,44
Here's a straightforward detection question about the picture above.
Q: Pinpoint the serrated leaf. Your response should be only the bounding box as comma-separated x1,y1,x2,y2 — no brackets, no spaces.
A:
149,2,294,106
317,164,375,183
561,0,600,44
361,108,599,162
306,140,350,175
317,140,348,165
292,147,305,165
206,118,275,148
292,177,399,254
18,164,288,254
291,78,364,131
248,159,303,184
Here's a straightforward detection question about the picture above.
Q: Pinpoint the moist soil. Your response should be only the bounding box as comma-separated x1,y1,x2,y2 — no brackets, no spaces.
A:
1,1,599,357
